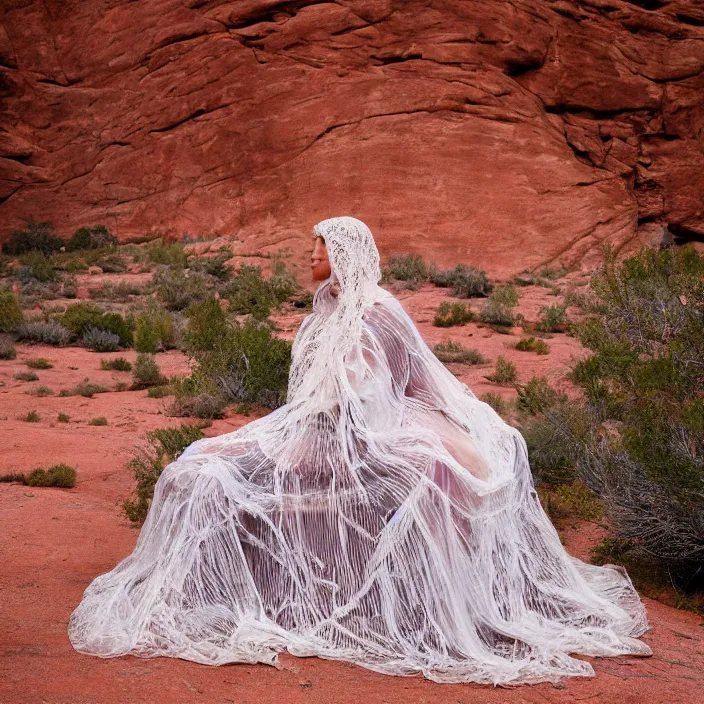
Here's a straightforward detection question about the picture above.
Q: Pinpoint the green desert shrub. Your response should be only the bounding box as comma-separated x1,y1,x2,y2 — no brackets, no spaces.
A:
180,302,291,410
19,410,40,422
516,375,566,415
25,357,52,369
18,251,60,282
269,256,300,303
28,385,54,397
57,413,71,423
1,463,77,488
81,326,121,352
14,371,39,381
433,340,486,364
59,303,133,347
97,253,127,273
523,244,704,588
145,240,189,268
147,384,174,398
100,357,132,372
123,423,207,523
15,320,72,346
66,225,117,251
538,480,604,527
88,280,143,302
153,267,211,311
134,303,176,353
0,335,17,359
59,378,109,398
479,284,520,327
480,392,512,418
26,463,77,488
486,355,517,385
188,253,233,280
220,264,276,320
168,390,227,419
535,303,568,332
433,301,474,327
514,336,550,354
133,353,166,388
429,264,491,298
89,416,108,426
2,222,64,256
381,254,429,290
0,288,23,332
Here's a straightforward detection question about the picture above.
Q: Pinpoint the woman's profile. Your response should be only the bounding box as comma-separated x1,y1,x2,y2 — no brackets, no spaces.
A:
68,216,652,685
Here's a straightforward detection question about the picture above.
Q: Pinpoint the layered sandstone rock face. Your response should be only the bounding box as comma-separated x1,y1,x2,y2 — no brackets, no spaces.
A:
1,0,702,275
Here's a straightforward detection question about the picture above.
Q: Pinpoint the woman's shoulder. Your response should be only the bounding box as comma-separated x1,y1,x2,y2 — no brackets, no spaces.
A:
362,291,419,340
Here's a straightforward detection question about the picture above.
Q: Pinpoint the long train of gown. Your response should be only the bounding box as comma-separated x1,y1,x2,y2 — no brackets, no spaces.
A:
68,291,651,685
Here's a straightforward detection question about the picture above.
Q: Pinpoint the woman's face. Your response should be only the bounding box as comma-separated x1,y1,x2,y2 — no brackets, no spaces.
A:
311,234,332,281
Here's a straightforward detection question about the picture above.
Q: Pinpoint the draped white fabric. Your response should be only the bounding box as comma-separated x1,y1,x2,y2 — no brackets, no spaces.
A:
68,216,652,685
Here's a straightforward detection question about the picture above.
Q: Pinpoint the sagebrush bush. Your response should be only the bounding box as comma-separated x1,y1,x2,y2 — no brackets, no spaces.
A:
2,222,64,256
220,264,276,319
433,340,486,364
153,267,211,311
381,254,428,290
89,416,108,426
66,225,117,251
0,288,23,332
517,375,566,415
133,353,166,388
100,357,132,372
0,334,17,359
26,463,77,488
15,320,72,346
538,480,604,528
59,303,133,347
81,326,121,352
147,384,174,398
188,253,232,280
523,245,704,588
59,377,109,398
134,303,176,353
479,285,519,327
168,391,227,419
269,257,300,303
123,423,207,523
433,301,474,327
28,385,54,396
88,280,143,302
14,371,39,381
26,357,52,369
182,303,291,409
19,410,41,422
480,392,512,418
18,251,60,282
429,264,491,298
535,303,567,332
487,355,517,385
1,463,77,487
514,336,550,354
57,412,71,423
145,240,189,268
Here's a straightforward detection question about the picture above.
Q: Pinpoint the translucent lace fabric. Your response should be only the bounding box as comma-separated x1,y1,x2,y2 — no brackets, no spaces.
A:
68,216,652,685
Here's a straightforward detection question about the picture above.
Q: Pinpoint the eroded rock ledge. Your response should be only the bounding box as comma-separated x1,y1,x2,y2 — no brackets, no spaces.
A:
1,0,702,275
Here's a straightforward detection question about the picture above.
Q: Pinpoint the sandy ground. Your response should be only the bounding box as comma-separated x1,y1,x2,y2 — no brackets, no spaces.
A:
1,282,703,704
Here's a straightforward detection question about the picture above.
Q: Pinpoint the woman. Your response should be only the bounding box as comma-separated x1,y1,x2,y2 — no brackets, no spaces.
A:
68,216,652,685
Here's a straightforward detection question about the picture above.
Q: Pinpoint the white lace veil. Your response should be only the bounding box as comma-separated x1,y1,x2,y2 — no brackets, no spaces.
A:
67,216,652,685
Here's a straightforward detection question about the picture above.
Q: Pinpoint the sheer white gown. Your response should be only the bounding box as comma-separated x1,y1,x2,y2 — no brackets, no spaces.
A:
68,217,652,685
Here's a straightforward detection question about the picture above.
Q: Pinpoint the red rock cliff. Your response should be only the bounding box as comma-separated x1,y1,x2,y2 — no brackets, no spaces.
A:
1,0,703,275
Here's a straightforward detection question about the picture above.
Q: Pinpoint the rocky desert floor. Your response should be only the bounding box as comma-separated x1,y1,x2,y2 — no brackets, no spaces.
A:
1,275,703,704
